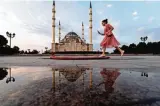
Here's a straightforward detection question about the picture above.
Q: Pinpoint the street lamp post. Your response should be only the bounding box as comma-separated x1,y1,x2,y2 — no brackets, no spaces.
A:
6,31,15,48
140,36,148,43
6,68,15,83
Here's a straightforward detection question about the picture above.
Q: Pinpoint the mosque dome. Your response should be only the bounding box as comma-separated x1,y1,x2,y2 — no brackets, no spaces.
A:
60,31,85,43
60,68,84,82
65,32,79,37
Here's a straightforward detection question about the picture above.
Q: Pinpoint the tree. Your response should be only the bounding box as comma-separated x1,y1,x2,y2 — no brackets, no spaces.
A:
129,43,136,48
112,41,160,54
12,46,20,54
146,42,153,53
113,45,129,54
113,48,119,54
121,45,129,53
128,43,137,53
0,35,8,47
151,42,159,54
24,51,28,54
136,42,147,54
45,47,48,51
6,32,15,48
31,49,39,54
44,47,51,54
27,49,30,54
19,50,25,54
0,45,11,54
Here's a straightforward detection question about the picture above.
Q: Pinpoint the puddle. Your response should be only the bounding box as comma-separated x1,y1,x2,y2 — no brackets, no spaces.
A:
0,66,160,106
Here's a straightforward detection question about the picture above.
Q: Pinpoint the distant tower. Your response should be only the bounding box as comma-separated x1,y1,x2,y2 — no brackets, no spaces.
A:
52,0,56,52
89,1,92,44
82,22,84,40
59,21,61,43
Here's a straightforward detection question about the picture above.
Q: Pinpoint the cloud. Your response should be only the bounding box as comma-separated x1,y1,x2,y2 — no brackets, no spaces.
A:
132,11,138,16
111,19,120,36
146,33,155,42
97,11,103,15
133,16,139,21
1,1,159,52
137,27,145,31
106,4,112,8
138,32,155,42
137,27,160,42
144,0,153,4
148,16,155,23
0,2,54,51
132,11,139,21
143,27,160,34
0,1,93,51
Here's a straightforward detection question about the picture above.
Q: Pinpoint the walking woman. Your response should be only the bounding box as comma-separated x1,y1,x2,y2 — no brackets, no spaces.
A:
98,19,124,57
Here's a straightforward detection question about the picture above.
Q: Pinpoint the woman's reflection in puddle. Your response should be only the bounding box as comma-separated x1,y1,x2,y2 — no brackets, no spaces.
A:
99,68,121,98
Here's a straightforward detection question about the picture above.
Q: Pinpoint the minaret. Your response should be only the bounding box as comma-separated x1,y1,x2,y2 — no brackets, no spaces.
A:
82,22,84,40
52,1,56,43
89,1,92,44
59,20,61,43
52,0,56,52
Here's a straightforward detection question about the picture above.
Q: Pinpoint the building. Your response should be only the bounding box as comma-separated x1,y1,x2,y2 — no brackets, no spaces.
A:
52,67,93,91
51,1,93,52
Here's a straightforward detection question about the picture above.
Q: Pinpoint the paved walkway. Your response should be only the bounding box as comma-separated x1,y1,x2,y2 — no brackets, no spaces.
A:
0,56,160,70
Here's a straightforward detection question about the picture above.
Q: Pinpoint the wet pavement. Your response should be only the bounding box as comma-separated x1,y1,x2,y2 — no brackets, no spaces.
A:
0,66,160,106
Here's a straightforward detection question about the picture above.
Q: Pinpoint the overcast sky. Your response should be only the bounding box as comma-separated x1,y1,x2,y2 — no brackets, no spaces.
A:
0,0,160,52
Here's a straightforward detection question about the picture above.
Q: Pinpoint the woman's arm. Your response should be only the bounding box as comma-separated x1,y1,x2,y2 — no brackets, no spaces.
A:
97,30,105,36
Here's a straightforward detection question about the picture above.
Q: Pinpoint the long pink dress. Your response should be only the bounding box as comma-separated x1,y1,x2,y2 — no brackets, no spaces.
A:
100,24,120,48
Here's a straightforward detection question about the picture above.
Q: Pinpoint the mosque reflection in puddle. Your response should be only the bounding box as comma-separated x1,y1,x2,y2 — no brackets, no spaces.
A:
49,68,158,106
51,67,93,92
51,67,121,101
1,67,158,105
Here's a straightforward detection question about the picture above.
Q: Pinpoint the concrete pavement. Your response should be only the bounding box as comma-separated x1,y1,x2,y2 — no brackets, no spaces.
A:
0,56,160,70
